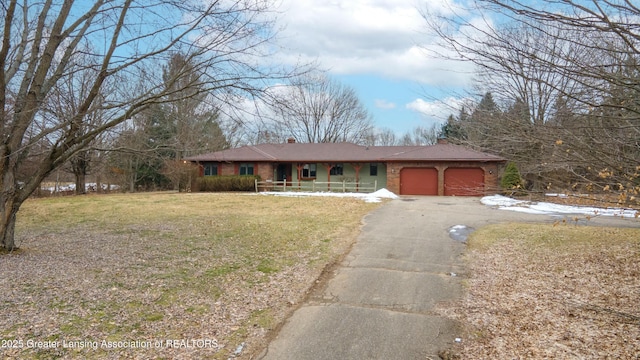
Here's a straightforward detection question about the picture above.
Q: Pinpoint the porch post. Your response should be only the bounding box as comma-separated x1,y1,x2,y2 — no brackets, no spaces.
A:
351,163,362,192
296,163,303,189
323,163,334,191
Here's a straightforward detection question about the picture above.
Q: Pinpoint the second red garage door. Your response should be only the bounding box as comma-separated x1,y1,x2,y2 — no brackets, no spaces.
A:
444,167,485,196
400,168,438,195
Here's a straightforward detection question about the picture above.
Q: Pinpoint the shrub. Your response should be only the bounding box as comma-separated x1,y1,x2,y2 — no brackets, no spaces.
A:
501,162,525,195
196,175,260,192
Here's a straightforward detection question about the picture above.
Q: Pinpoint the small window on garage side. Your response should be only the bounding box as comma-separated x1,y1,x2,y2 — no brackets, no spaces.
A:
370,163,378,176
330,163,343,176
204,164,218,176
239,163,254,175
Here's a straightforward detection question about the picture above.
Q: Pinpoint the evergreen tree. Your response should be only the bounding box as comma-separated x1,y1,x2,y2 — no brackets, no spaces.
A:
108,54,230,191
440,114,466,141
463,92,504,150
501,162,525,195
505,98,531,126
162,53,228,158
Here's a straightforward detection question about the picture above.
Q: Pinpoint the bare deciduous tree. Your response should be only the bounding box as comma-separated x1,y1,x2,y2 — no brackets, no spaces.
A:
265,74,373,144
0,0,297,250
362,127,400,146
424,0,640,200
44,45,111,195
400,125,439,146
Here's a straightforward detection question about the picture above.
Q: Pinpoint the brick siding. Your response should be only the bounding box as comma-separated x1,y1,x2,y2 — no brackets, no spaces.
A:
386,162,502,195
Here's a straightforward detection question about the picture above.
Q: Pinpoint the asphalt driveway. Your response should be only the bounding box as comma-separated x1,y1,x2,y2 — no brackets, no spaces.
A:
257,196,638,360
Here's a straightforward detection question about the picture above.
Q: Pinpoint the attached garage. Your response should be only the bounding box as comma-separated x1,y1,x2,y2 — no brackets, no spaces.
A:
444,167,485,196
187,140,505,196
400,168,438,195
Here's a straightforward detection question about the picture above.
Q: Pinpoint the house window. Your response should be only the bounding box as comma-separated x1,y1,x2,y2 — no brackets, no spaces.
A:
302,164,317,178
330,163,343,176
370,163,378,176
204,164,218,176
239,163,254,175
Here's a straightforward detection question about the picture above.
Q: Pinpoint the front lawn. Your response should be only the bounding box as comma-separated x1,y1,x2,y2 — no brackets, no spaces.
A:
440,223,640,359
1,192,379,359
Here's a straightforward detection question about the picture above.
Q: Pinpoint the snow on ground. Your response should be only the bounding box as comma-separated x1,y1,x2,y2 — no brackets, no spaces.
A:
259,190,637,217
41,183,120,193
259,188,399,203
449,225,475,242
481,194,638,218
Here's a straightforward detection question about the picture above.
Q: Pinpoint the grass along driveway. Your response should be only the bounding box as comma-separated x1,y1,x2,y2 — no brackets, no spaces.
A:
1,192,379,359
438,223,640,359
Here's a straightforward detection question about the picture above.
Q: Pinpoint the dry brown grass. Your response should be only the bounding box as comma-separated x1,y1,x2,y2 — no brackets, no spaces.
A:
438,223,640,359
0,192,379,359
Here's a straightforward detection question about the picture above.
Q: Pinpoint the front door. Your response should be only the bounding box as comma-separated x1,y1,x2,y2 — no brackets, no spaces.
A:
276,164,292,184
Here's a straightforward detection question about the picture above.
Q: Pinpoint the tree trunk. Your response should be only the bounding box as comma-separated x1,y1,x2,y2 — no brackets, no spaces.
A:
127,157,136,193
72,152,88,195
96,173,102,194
75,171,86,195
0,200,19,251
0,181,23,251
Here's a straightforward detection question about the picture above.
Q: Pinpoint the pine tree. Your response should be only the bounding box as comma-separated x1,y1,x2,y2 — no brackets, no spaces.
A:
440,114,467,141
501,162,525,195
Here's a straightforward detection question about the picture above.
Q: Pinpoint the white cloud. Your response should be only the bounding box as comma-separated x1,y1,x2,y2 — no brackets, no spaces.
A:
405,96,468,122
374,99,396,109
275,0,474,87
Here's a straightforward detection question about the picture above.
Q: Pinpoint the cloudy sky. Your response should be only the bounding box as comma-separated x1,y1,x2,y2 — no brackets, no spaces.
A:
274,0,477,135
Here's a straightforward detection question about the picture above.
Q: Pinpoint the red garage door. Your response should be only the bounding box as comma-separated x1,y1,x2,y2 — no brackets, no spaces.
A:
444,168,485,196
400,168,438,195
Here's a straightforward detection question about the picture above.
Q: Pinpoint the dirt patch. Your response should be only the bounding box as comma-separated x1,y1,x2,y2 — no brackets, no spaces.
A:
437,223,640,359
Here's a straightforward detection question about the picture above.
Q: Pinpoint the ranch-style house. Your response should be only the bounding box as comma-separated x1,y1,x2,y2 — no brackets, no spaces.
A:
184,138,505,196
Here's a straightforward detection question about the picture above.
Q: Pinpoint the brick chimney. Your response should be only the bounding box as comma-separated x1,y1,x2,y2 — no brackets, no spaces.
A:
287,137,296,143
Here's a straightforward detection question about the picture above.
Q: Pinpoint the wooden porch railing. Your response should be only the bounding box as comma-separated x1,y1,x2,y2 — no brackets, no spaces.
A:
255,179,377,193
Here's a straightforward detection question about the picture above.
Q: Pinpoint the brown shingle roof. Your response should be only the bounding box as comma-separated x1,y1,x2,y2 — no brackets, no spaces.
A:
184,142,504,163
375,144,504,161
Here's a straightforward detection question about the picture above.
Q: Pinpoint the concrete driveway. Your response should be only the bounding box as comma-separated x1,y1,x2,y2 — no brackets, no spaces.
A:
257,196,638,360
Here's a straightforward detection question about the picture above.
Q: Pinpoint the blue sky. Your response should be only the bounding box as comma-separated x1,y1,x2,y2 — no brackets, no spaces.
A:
273,0,477,135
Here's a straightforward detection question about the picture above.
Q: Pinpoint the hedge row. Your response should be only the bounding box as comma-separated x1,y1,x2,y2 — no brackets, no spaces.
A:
195,175,260,192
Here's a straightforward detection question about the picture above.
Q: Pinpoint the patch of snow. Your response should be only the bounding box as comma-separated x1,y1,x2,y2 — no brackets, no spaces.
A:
481,194,638,218
370,188,399,199
233,342,245,356
449,224,467,232
448,224,475,242
545,193,569,198
480,195,524,207
41,183,120,193
259,188,399,203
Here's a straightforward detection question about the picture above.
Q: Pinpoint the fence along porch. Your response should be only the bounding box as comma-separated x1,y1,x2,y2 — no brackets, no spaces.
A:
255,179,377,193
